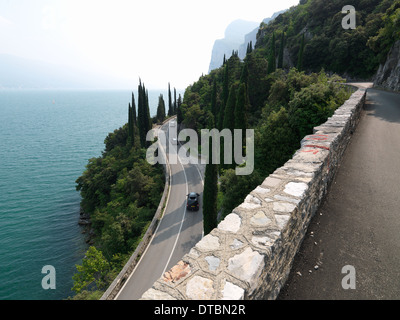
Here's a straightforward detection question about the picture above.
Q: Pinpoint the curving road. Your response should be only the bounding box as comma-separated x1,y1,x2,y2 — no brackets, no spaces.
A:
115,120,204,300
278,87,400,299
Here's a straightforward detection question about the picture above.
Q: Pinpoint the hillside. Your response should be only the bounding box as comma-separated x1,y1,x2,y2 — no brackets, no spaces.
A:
256,0,400,80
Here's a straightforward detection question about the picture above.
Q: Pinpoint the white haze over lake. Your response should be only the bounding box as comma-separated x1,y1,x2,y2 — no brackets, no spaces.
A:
0,0,299,90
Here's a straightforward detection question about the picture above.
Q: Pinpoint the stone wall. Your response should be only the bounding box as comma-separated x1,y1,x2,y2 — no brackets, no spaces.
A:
140,88,366,300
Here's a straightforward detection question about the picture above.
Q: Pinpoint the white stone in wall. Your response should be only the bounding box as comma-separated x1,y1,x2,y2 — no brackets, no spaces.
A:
188,248,200,259
262,177,282,188
227,247,265,292
273,202,296,213
253,186,270,195
186,276,214,300
221,281,245,300
250,211,272,227
274,195,300,204
251,236,274,248
275,214,290,230
205,256,220,271
230,239,244,250
218,213,241,233
195,234,220,251
284,182,308,198
141,288,177,300
239,195,262,209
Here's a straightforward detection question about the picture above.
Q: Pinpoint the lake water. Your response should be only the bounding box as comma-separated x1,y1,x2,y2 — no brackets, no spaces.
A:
0,89,172,300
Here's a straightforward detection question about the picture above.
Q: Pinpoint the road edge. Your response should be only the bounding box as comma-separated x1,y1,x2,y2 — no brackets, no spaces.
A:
100,117,175,300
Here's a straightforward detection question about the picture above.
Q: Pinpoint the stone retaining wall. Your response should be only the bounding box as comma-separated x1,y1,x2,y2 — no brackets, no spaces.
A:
140,87,367,300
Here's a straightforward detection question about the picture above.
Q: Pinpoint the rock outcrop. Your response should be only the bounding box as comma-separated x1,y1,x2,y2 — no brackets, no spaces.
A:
208,10,286,73
208,20,259,73
374,40,400,92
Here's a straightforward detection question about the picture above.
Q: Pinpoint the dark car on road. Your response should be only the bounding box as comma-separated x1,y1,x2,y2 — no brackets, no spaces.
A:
187,192,200,211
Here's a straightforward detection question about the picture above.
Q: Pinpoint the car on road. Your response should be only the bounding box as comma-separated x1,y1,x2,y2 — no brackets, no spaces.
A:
187,192,200,211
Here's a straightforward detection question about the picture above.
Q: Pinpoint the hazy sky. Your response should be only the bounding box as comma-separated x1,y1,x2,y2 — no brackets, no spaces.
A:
0,0,299,89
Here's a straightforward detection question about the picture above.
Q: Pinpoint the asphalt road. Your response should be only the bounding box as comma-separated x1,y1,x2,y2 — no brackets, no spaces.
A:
278,88,400,300
115,120,204,300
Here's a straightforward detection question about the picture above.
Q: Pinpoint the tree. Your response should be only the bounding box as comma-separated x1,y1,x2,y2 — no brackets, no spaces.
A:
72,246,110,294
168,83,173,116
255,107,298,177
177,94,183,124
128,103,132,145
173,88,177,115
156,94,166,123
297,33,305,71
132,92,137,125
222,83,237,132
203,116,218,235
267,32,276,74
278,32,285,69
137,80,151,148
210,80,217,118
246,41,253,55
234,83,249,134
217,64,230,130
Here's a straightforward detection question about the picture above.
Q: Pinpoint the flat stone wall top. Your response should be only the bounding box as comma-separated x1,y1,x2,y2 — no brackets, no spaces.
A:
140,88,367,300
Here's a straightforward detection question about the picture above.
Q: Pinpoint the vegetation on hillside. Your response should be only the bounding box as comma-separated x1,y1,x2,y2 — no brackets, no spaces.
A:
257,0,399,79
182,60,351,226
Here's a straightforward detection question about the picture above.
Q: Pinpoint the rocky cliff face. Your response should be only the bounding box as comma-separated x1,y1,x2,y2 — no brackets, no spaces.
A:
374,40,400,92
208,11,287,73
208,20,259,73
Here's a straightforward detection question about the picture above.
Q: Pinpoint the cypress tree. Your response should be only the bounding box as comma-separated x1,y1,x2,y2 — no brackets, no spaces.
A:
222,65,229,111
177,94,183,125
137,80,151,148
267,33,276,74
223,83,237,132
203,116,218,235
297,33,305,71
168,83,173,116
221,83,238,169
173,88,177,115
246,41,253,55
145,88,151,145
278,32,285,69
239,62,249,85
131,92,137,147
157,94,166,123
137,80,145,148
210,80,217,118
234,83,249,134
128,102,132,144
132,92,137,125
217,64,229,131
